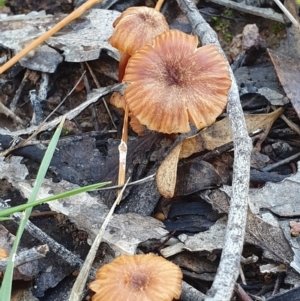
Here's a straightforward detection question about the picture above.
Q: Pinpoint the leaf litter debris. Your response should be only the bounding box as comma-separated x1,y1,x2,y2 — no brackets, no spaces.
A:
1,0,300,300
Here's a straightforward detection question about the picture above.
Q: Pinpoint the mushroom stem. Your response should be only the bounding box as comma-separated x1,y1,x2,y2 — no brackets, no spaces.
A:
117,54,130,190
0,0,104,74
118,105,129,195
118,53,131,82
155,0,165,11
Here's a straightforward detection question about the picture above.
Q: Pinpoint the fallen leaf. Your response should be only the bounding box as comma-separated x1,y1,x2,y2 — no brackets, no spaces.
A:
157,108,283,198
268,49,300,118
156,143,182,198
47,9,121,62
181,108,283,156
174,160,221,196
172,251,218,280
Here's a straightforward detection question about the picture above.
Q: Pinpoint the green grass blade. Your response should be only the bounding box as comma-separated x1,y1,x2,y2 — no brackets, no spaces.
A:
0,181,111,218
0,117,65,299
0,217,12,221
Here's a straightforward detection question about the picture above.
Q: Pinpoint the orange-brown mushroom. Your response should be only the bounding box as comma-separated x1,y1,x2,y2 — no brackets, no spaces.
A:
109,6,169,81
109,6,169,135
123,29,232,134
89,253,182,301
110,91,145,135
109,6,169,56
109,7,168,188
0,248,8,260
0,248,8,277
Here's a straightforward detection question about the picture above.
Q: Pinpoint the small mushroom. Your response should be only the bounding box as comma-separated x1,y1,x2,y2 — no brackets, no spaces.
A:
0,248,8,277
110,91,145,135
109,6,169,57
89,253,182,301
109,6,169,135
123,29,232,134
109,6,169,81
0,248,7,259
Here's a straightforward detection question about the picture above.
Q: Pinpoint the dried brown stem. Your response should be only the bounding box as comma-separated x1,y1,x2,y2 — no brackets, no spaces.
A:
155,0,165,10
118,105,129,194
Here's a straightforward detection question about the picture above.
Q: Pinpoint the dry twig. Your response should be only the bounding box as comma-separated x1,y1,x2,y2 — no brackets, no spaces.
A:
0,102,25,126
176,1,252,300
261,151,300,172
11,212,90,272
208,0,284,23
181,281,206,301
273,0,300,28
85,62,117,129
9,70,30,112
0,83,124,139
68,179,130,301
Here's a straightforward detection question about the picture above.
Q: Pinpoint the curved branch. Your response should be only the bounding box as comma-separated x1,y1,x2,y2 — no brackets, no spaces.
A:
175,1,252,300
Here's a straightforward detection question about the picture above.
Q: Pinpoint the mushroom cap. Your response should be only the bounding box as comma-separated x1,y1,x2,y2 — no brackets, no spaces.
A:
110,91,126,109
109,6,169,56
123,30,232,134
89,253,182,301
110,92,145,135
0,248,8,259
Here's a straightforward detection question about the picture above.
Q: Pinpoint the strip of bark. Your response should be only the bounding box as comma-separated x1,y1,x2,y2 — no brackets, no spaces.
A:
181,281,206,301
0,245,49,271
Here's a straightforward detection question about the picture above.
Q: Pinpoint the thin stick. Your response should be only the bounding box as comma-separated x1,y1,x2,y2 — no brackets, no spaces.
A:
208,0,284,24
0,102,24,125
261,151,300,172
85,62,117,129
155,0,165,10
176,1,252,301
271,105,300,136
234,283,253,301
0,0,104,74
118,105,129,194
10,69,30,112
68,179,130,301
0,83,124,138
273,0,300,28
